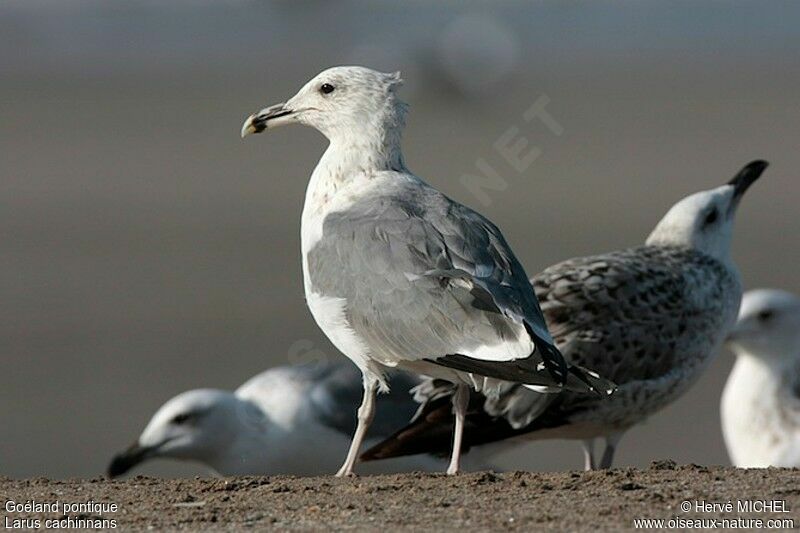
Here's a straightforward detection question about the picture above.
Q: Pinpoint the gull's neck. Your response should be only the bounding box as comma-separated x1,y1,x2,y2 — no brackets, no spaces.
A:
735,350,783,381
731,349,800,401
205,423,271,476
306,140,398,203
325,118,406,175
305,102,407,209
202,393,302,476
645,232,737,274
746,343,800,371
723,352,792,467
212,387,336,476
300,106,408,262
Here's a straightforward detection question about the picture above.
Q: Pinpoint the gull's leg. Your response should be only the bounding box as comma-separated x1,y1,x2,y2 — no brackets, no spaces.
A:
336,376,378,477
582,439,596,471
598,431,624,469
446,383,469,475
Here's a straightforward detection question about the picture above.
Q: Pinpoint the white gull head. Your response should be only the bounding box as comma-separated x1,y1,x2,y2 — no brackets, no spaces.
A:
107,388,267,477
645,160,768,263
241,66,407,171
727,289,800,361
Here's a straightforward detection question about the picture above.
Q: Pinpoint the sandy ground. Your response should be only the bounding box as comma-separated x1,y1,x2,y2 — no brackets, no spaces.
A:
2,463,799,531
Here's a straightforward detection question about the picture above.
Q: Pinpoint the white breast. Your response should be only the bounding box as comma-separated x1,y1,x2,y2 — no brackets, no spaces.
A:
721,354,793,467
305,292,377,375
300,146,383,260
299,151,389,382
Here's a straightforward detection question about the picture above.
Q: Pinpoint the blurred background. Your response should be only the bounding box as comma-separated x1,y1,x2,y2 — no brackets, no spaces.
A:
2,1,799,478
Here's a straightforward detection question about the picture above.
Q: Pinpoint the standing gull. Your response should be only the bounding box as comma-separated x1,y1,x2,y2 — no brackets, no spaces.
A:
722,289,800,467
107,362,451,477
362,161,768,470
241,66,614,475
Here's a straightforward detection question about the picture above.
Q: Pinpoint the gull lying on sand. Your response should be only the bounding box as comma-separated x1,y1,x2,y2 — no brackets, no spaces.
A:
362,161,768,470
107,362,448,477
722,289,800,467
241,66,613,475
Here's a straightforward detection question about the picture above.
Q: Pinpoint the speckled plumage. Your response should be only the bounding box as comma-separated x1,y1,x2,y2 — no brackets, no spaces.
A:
488,245,741,435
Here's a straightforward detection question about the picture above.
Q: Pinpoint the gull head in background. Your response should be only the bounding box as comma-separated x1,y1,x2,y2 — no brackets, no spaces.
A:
107,389,262,478
107,363,450,478
726,289,800,360
645,160,768,263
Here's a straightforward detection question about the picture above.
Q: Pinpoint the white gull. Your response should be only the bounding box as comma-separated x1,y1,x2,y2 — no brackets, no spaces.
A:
107,362,447,477
241,66,613,475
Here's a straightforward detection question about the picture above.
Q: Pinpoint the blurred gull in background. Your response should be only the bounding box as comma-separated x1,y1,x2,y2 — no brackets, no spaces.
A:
345,42,422,99
363,161,768,470
722,289,800,468
107,362,443,477
437,13,519,98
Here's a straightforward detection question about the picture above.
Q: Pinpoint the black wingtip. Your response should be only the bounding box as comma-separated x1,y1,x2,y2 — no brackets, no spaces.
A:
523,323,569,386
564,365,617,397
532,325,616,396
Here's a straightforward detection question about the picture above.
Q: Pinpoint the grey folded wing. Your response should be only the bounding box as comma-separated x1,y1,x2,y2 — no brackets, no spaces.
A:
306,183,577,388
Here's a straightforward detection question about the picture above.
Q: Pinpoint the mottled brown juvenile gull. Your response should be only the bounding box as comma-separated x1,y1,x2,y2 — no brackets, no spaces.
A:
722,289,800,467
362,161,768,470
241,66,614,475
107,362,449,477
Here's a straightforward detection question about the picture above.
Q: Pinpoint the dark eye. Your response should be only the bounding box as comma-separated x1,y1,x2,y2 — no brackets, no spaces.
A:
171,413,192,425
703,208,719,226
757,310,774,323
320,83,335,95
